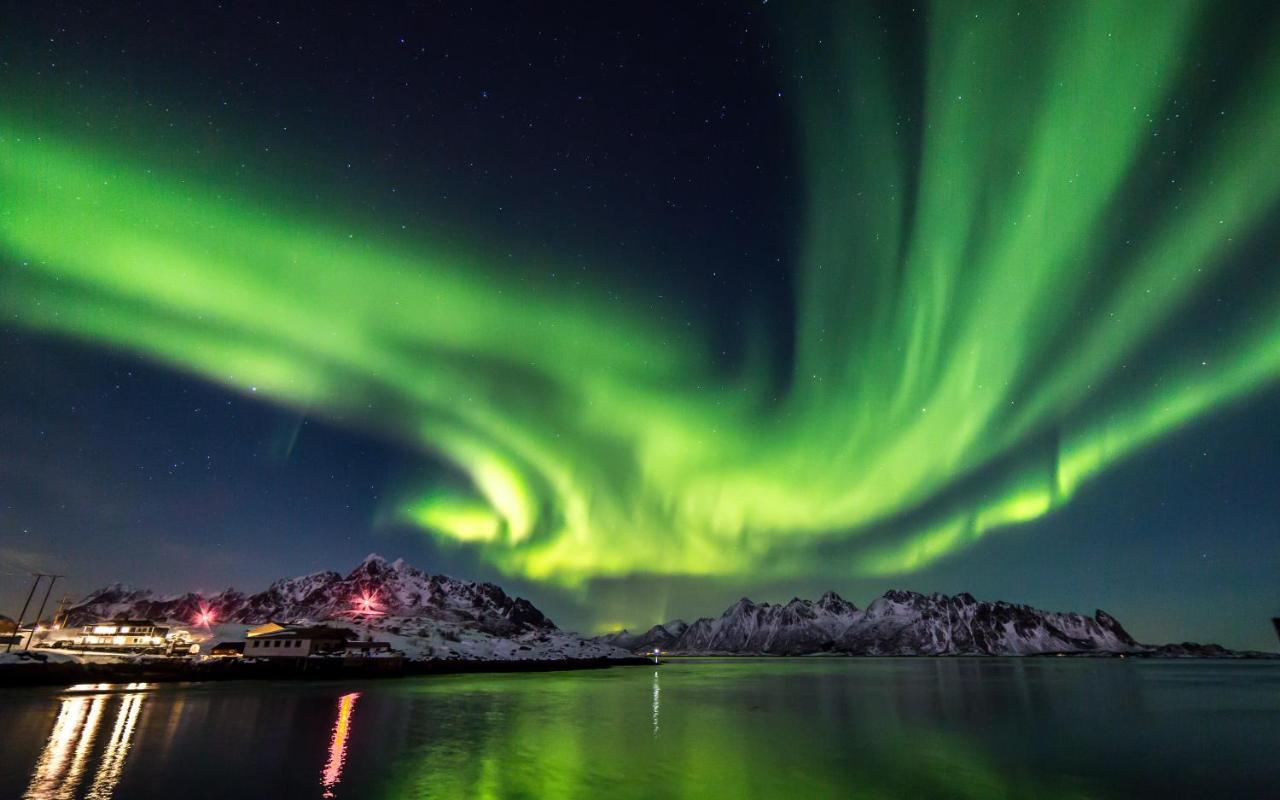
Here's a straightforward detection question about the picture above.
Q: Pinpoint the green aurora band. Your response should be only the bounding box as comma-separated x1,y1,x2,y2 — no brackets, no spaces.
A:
3,2,1279,586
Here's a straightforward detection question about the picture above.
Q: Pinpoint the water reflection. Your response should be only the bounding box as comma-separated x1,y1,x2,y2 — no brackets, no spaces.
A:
321,692,360,798
86,693,144,800
24,686,148,799
374,660,1126,798
5,661,1277,798
24,696,99,799
651,670,660,738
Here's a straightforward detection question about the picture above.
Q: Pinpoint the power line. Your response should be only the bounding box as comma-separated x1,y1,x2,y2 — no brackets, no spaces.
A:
6,573,64,653
24,574,63,651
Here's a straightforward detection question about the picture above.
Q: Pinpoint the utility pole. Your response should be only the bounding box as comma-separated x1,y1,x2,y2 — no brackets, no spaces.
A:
24,575,62,651
7,573,43,653
53,595,72,630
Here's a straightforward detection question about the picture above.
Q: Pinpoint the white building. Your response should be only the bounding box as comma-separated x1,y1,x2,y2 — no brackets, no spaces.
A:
76,618,170,650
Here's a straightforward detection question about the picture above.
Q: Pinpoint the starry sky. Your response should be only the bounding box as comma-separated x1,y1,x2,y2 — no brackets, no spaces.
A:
2,2,1278,649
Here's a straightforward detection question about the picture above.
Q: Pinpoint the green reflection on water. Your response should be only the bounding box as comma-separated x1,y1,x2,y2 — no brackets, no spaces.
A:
376,660,1096,799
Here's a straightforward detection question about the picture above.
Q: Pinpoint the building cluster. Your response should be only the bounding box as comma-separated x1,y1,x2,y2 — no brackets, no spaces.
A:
11,613,398,662
9,616,197,656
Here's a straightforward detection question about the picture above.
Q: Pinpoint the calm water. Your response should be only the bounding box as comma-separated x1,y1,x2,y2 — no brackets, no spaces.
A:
1,658,1278,799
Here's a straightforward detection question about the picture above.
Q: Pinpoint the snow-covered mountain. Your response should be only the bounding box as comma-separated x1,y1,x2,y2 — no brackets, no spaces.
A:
834,590,1139,656
596,619,689,653
65,554,553,635
597,589,1170,656
63,555,637,662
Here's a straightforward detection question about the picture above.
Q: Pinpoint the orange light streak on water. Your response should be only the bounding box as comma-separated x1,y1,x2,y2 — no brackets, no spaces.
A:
321,692,360,798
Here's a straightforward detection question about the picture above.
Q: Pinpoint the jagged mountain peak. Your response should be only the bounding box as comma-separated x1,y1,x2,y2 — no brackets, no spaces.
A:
817,590,858,615
347,553,395,579
65,556,555,633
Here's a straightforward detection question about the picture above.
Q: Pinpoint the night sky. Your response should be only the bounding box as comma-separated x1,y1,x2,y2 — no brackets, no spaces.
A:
2,2,1278,650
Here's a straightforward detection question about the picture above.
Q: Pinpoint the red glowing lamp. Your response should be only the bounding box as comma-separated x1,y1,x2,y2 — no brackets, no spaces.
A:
194,606,216,627
350,591,384,617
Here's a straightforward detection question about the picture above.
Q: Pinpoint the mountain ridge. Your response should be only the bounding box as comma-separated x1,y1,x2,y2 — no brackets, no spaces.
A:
596,589,1259,657
64,553,553,636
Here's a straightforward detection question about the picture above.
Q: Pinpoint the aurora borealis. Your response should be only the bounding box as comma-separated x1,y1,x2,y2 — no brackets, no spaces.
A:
2,2,1279,643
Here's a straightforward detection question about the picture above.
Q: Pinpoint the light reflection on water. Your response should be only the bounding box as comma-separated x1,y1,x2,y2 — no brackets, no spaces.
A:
85,693,144,800
4,661,1279,799
651,670,660,738
23,686,148,800
321,692,360,798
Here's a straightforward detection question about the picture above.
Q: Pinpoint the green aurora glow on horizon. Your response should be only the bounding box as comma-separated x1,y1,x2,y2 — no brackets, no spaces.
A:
3,3,1279,587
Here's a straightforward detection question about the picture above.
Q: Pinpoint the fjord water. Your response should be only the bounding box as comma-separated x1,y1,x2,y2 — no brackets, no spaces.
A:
2,659,1277,799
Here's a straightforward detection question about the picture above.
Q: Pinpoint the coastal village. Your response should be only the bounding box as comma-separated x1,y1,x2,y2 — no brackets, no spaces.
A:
2,600,402,669
0,555,639,686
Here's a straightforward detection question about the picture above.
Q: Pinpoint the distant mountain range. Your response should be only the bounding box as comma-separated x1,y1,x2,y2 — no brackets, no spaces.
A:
595,590,1258,657
66,554,552,635
65,558,1263,659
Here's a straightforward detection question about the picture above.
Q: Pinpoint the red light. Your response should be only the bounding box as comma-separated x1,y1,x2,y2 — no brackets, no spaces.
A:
350,591,383,616
194,606,216,627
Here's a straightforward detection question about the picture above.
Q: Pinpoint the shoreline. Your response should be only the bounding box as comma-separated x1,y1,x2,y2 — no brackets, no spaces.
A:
4,650,1275,689
652,650,1280,659
0,655,654,689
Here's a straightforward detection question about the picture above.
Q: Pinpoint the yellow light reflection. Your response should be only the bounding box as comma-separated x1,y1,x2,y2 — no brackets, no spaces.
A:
23,697,88,799
321,692,361,798
24,690,148,800
24,695,103,799
86,693,146,800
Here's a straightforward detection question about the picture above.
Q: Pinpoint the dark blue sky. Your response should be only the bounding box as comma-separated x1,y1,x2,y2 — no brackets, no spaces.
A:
2,2,1277,650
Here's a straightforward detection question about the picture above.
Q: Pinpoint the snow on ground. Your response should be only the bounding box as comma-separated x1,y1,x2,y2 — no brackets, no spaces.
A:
343,617,633,662
195,623,252,645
